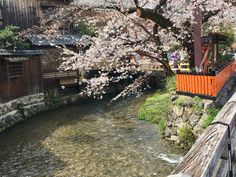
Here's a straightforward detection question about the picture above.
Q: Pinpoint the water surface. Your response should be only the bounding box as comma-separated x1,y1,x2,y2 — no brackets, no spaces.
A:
0,96,185,177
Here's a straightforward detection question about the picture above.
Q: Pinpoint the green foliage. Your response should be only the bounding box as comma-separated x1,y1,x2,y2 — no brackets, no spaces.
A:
0,25,30,50
193,96,202,113
169,44,181,52
219,24,235,45
219,53,234,63
203,108,220,129
74,22,97,37
158,118,167,135
138,92,170,134
174,96,191,107
166,76,176,92
178,124,195,148
44,89,62,105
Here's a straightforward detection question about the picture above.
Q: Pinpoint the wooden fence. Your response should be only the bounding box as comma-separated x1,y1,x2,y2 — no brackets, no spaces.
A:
176,60,236,98
168,92,236,177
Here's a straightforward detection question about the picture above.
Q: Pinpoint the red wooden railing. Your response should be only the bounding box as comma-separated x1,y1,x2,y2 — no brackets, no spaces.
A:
176,60,236,97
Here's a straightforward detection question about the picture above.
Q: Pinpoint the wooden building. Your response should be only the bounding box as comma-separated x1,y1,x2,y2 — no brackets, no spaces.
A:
0,50,43,103
27,35,92,90
0,0,71,29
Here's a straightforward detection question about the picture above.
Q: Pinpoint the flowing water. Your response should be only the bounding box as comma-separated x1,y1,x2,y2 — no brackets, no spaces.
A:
0,95,185,177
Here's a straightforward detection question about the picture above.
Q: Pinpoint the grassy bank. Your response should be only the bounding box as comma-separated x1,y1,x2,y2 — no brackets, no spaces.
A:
138,92,170,134
138,77,175,135
138,76,220,147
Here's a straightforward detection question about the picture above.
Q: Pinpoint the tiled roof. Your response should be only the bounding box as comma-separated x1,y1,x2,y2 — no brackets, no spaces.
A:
0,50,44,57
73,0,136,8
27,35,92,47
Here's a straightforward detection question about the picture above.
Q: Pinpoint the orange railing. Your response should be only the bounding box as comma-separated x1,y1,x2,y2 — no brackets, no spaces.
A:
176,60,236,97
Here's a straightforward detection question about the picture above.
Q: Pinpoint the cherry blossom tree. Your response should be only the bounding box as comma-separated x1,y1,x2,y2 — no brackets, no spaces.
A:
25,0,236,101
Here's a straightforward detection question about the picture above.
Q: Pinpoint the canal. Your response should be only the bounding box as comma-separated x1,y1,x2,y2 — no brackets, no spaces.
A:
0,95,185,177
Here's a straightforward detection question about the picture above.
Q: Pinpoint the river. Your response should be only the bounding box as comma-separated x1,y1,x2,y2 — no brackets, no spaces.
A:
0,95,185,177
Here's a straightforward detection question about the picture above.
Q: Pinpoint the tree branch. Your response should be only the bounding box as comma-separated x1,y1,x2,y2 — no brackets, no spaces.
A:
133,20,161,45
153,0,167,14
138,50,174,76
202,10,221,23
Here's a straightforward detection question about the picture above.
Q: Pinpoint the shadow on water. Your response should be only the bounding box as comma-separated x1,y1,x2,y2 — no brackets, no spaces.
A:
0,95,185,177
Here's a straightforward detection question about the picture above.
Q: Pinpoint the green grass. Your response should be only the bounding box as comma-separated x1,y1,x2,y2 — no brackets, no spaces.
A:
158,118,167,135
138,92,170,134
174,96,192,107
166,76,176,92
193,96,202,113
203,108,220,129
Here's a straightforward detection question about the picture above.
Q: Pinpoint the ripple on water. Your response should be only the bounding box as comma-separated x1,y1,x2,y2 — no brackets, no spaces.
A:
0,96,185,177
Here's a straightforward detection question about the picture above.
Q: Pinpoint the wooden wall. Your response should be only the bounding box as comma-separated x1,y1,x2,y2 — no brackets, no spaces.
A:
0,0,41,29
0,57,43,103
0,0,71,29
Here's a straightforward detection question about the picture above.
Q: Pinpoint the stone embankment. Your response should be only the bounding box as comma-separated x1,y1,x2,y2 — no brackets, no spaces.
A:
0,93,46,133
164,74,236,147
0,91,90,133
164,95,214,145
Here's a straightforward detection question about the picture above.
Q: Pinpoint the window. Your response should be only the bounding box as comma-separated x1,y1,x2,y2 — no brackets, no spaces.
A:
8,62,23,79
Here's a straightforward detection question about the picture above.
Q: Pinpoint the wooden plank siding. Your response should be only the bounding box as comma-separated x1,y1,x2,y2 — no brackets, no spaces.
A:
0,57,42,103
0,0,70,29
0,0,41,29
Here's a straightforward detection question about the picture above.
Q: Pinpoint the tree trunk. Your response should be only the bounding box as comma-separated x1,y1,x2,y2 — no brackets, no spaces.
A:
138,50,175,76
184,41,195,69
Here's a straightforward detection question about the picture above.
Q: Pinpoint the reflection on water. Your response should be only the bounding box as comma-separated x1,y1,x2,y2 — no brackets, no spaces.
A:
0,96,185,177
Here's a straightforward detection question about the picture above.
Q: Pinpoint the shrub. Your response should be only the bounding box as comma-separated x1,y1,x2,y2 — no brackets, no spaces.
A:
0,25,30,50
178,124,195,148
74,22,97,37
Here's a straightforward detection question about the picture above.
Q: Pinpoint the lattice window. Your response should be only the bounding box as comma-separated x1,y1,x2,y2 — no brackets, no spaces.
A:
8,62,23,79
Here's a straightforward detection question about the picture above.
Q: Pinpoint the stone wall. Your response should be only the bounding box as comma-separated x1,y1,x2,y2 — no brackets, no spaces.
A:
164,95,215,146
215,74,236,107
165,74,236,147
0,93,46,133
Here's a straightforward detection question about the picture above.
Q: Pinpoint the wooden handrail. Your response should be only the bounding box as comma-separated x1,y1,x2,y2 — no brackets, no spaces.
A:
168,93,236,177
